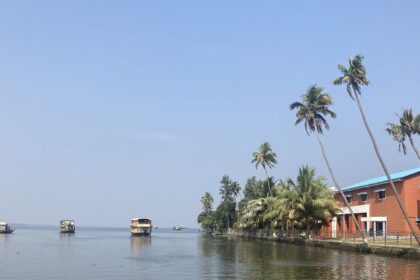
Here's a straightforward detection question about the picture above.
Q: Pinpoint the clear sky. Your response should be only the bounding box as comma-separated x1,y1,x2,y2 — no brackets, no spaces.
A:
0,1,419,228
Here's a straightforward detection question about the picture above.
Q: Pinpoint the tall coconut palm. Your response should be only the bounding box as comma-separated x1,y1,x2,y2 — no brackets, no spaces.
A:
333,54,420,245
290,85,366,241
252,142,277,196
386,108,420,160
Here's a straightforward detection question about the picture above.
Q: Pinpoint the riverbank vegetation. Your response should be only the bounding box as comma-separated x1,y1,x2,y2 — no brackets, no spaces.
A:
198,165,339,238
197,54,420,242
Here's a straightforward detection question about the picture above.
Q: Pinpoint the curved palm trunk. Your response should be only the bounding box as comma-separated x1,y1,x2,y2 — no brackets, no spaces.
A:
264,168,274,196
314,126,366,242
408,135,420,160
354,93,420,246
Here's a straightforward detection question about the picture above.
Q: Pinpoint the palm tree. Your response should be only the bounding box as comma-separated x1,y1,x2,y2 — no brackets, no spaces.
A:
386,108,420,159
200,192,214,214
243,177,265,200
252,142,277,196
268,166,338,239
333,54,420,246
263,185,294,233
295,166,339,239
198,192,216,233
290,85,366,241
218,176,241,229
263,177,278,197
386,123,407,155
238,198,268,229
219,175,241,202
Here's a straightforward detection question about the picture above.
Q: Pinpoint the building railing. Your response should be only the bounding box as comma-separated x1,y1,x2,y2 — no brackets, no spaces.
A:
236,228,420,249
314,229,420,249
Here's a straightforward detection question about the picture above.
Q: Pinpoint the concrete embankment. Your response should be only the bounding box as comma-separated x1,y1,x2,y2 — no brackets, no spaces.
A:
230,231,420,259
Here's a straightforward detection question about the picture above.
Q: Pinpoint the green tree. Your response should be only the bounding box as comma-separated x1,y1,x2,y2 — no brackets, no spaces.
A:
386,108,420,159
200,192,214,214
252,142,278,196
242,176,277,200
197,212,216,233
292,166,338,238
272,166,338,239
218,175,241,229
197,192,216,233
219,175,241,202
263,179,296,232
215,200,237,231
243,177,264,200
262,177,278,197
290,85,366,241
237,198,269,229
333,54,420,245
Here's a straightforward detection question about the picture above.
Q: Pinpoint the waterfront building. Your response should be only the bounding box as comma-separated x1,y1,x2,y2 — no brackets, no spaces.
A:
330,167,420,237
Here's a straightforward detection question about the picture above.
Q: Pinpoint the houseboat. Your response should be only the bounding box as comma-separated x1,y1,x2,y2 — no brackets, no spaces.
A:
60,220,75,233
130,218,152,236
172,225,183,230
0,222,14,234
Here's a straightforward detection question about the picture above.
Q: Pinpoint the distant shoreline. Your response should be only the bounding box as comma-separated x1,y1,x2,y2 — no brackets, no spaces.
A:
10,224,199,231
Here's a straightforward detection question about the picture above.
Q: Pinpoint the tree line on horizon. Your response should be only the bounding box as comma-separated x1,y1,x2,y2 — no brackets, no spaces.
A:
197,54,420,245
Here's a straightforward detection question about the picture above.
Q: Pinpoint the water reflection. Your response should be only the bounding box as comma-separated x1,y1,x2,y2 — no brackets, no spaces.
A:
0,233,11,250
199,235,241,279
199,235,420,279
59,232,75,239
130,236,151,255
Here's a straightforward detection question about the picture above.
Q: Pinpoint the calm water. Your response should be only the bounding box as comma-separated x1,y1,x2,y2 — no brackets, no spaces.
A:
0,227,419,280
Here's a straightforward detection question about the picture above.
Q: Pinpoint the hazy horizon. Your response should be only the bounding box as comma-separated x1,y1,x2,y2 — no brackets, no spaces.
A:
1,1,419,228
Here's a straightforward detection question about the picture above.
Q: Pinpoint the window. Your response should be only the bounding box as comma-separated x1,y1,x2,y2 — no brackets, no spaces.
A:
377,190,386,199
359,193,367,202
345,194,352,203
416,201,420,223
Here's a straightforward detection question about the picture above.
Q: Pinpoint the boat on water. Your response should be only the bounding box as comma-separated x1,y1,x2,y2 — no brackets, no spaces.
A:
60,220,75,233
0,222,14,234
131,218,152,236
172,225,183,230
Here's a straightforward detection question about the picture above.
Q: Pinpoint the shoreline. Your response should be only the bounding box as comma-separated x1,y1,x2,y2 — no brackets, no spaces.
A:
227,230,420,260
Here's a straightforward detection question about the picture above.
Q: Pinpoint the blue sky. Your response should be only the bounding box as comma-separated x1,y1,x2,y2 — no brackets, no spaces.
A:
0,1,419,227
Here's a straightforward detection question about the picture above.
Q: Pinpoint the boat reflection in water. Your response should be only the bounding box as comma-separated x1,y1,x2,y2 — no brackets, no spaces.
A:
130,236,151,255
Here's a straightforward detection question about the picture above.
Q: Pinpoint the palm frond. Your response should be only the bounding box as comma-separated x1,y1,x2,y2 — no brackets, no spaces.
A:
289,101,303,110
334,54,369,99
290,85,336,136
